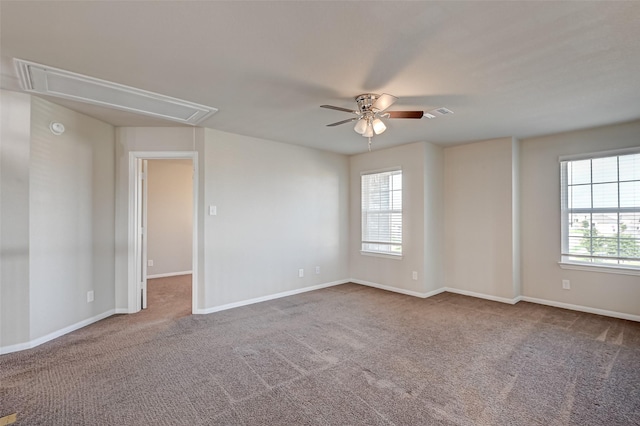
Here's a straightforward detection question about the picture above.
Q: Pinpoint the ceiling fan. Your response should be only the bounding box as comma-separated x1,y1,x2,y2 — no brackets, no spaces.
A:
321,93,451,150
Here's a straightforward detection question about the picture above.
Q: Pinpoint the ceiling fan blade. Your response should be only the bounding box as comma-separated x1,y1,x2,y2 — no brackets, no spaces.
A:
386,111,424,119
371,93,398,112
326,117,358,127
320,105,358,114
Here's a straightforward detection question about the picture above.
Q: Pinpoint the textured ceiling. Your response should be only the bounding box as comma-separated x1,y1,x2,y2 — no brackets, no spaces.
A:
2,1,639,154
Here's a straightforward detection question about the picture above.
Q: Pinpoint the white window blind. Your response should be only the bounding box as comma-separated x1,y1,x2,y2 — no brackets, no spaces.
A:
561,150,640,268
361,169,402,256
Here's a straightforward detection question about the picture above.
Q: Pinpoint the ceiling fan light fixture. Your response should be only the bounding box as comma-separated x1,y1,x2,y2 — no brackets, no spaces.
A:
354,118,367,134
372,118,386,135
363,123,374,138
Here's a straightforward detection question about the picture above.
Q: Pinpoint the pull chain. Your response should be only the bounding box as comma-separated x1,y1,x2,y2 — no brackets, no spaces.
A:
368,137,372,151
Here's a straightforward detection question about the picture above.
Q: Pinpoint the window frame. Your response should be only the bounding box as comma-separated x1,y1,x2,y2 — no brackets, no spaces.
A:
360,167,403,259
559,147,640,275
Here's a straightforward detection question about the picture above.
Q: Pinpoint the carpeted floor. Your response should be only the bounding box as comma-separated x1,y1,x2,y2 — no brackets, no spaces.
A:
1,280,639,425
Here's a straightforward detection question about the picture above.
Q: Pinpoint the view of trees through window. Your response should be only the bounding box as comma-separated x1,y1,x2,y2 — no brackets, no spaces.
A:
563,152,640,267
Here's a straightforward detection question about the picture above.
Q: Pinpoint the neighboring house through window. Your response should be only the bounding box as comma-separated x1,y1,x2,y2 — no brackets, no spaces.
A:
361,168,402,257
560,149,640,270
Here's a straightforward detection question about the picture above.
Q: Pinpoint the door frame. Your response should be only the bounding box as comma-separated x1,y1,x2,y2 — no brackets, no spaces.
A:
137,158,149,310
128,151,199,314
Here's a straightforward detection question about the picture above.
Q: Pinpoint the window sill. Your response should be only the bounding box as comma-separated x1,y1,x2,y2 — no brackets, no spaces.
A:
360,251,403,261
558,261,640,276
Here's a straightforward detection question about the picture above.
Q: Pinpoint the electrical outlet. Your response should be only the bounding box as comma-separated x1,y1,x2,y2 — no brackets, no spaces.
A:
315,266,320,274
147,259,154,267
412,271,418,280
562,279,570,290
87,291,94,303
298,269,304,278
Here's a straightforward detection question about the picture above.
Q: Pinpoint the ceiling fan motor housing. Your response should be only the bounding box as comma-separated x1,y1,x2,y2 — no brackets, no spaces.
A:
355,94,380,113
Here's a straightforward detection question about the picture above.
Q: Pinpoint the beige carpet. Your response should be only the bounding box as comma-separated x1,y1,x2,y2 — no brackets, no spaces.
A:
1,280,639,425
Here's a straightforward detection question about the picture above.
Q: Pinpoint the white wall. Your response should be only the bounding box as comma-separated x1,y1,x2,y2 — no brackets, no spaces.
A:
521,120,640,317
0,90,31,348
349,142,444,296
202,128,350,309
444,138,519,301
29,97,116,339
146,159,193,277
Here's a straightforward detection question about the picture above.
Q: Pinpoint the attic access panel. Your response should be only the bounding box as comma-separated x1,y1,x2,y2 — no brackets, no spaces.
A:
15,59,218,125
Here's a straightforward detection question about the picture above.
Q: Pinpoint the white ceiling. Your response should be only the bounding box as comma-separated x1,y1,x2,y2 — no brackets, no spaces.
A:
2,1,639,155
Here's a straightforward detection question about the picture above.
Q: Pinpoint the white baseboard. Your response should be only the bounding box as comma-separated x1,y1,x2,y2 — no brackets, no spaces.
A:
443,287,521,305
351,283,639,322
0,340,32,355
115,308,134,314
147,270,192,279
0,309,115,355
351,279,445,299
195,279,350,315
520,296,640,322
4,284,635,356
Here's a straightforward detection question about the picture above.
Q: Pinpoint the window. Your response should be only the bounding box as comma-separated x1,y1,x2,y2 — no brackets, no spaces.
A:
361,169,402,256
561,149,640,269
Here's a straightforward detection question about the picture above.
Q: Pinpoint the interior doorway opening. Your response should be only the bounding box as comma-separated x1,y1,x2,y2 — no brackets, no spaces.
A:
145,159,193,315
129,151,198,315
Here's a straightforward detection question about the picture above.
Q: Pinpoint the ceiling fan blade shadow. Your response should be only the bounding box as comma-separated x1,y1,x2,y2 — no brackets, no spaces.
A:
244,71,343,107
398,94,470,106
327,117,358,127
372,93,398,112
321,105,358,114
361,6,446,91
386,111,424,119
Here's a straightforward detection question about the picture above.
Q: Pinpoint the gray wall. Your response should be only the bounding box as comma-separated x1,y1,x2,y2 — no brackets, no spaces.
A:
521,120,640,316
423,142,445,294
443,137,519,300
0,90,31,348
29,97,115,339
349,141,444,295
441,121,640,317
0,91,115,351
203,128,350,308
3,88,639,352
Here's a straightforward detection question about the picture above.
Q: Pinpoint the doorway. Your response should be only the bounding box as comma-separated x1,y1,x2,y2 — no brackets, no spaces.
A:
128,152,198,314
146,159,193,315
